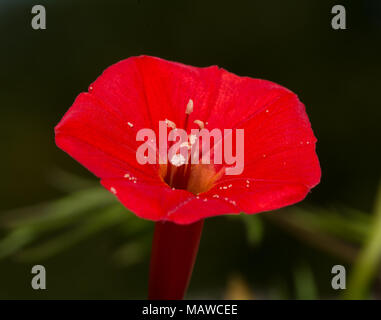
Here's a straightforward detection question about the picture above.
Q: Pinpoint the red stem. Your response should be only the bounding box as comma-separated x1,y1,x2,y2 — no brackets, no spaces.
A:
148,219,204,300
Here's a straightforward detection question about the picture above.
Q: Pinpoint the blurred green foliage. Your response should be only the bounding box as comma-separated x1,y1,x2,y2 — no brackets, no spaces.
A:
1,170,380,299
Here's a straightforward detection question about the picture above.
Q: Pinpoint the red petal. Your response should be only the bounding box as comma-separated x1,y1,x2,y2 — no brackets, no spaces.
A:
55,92,160,182
55,55,321,224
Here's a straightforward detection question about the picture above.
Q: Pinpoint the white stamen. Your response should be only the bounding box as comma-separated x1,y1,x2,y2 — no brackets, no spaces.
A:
127,122,134,128
189,134,198,145
194,120,204,129
165,119,176,129
110,187,117,194
170,153,186,167
180,142,191,149
186,99,194,114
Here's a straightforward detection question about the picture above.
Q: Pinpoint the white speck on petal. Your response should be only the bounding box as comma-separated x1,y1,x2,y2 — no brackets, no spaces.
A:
127,122,134,128
110,187,117,194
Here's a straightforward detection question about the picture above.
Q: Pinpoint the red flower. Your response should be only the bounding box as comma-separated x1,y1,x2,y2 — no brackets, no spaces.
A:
55,55,321,299
55,55,321,225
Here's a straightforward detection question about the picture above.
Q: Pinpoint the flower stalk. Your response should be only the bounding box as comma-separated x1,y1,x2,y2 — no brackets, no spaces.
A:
148,219,204,299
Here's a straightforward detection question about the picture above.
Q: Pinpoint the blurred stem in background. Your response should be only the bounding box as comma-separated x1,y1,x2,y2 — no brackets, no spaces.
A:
294,263,317,300
346,183,381,299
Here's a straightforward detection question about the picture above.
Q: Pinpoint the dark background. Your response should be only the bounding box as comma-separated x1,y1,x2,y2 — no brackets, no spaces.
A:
0,0,380,299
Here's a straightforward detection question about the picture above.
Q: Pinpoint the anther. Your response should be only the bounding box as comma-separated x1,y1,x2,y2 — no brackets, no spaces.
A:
186,99,193,114
165,119,176,129
189,134,198,145
180,142,191,149
194,120,205,129
170,154,186,167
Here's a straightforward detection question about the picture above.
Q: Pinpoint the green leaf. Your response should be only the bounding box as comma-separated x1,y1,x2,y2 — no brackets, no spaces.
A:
46,167,98,192
346,182,381,299
0,228,36,259
242,214,263,246
1,187,115,231
294,263,317,300
15,205,127,261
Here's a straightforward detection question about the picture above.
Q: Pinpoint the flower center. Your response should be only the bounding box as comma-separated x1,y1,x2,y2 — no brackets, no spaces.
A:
160,100,223,194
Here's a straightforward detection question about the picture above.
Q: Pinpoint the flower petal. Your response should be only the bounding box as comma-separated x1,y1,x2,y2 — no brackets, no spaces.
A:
55,92,160,182
55,55,321,224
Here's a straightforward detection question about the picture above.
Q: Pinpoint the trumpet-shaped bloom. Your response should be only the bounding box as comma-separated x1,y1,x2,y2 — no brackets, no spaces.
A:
55,55,321,224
